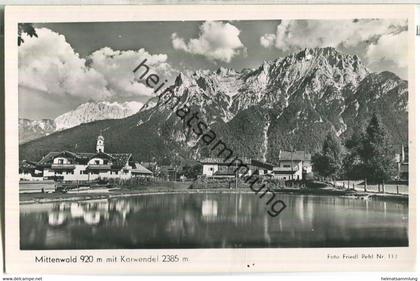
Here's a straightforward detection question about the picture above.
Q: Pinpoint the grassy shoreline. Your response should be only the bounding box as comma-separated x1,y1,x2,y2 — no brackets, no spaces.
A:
20,183,408,205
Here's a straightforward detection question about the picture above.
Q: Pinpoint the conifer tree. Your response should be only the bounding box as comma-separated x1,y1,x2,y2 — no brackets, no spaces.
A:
359,114,396,183
312,131,343,178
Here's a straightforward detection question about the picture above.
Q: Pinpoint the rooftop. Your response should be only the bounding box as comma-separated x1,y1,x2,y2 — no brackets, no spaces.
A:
279,151,311,161
37,151,132,169
132,163,153,175
200,157,252,165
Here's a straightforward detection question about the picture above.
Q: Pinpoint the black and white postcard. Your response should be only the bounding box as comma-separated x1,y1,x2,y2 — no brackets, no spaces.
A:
4,4,416,274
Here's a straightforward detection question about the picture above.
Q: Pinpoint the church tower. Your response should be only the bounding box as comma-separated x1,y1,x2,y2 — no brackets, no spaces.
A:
96,133,105,153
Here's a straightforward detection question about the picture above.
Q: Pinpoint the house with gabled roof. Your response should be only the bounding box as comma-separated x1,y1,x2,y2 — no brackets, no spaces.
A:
29,134,152,182
19,160,44,181
200,157,252,178
273,150,312,180
200,157,274,178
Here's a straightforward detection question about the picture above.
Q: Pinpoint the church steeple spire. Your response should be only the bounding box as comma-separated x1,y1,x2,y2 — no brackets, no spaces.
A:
96,132,104,153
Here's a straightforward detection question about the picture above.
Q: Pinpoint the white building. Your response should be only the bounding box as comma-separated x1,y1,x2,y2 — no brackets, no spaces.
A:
200,158,274,178
273,151,312,180
28,134,152,182
201,158,252,178
396,144,408,181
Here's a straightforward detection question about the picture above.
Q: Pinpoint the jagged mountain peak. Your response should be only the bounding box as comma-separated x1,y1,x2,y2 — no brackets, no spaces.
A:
274,47,367,76
158,47,373,124
174,73,182,86
215,66,238,76
54,101,143,130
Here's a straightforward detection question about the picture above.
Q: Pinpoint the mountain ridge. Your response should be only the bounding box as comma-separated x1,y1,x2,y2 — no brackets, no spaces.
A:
19,47,408,164
19,101,143,143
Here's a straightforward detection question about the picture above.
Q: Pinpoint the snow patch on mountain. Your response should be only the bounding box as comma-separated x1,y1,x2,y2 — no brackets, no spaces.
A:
19,118,56,143
19,101,143,143
54,101,143,130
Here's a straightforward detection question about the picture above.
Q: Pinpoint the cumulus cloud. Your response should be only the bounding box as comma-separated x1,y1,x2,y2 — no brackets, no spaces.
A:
88,47,175,98
260,33,276,48
367,30,408,68
171,21,245,63
19,28,111,100
260,19,408,70
19,28,176,103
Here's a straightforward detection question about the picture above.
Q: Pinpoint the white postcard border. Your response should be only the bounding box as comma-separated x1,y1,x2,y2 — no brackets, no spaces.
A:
4,4,417,274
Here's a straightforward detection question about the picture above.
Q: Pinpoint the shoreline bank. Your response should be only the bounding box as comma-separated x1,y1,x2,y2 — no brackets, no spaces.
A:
20,186,409,205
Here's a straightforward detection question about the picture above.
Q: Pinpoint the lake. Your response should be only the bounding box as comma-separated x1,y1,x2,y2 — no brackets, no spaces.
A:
20,192,408,249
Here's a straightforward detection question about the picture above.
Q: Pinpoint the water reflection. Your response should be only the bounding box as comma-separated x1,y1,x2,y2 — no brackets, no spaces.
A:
31,200,135,227
201,200,218,221
20,193,409,250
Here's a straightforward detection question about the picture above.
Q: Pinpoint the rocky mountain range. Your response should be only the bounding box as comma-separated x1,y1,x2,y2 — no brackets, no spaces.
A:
19,101,143,143
20,47,408,164
19,118,56,144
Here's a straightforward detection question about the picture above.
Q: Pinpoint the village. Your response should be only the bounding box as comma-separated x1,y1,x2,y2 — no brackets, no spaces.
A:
19,133,312,192
19,131,409,201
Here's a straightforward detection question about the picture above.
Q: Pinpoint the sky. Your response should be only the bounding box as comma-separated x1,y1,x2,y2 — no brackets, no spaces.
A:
18,19,408,119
